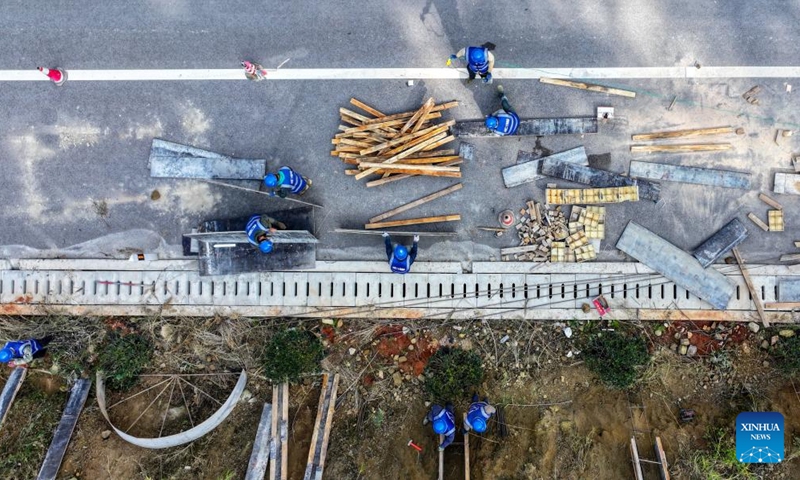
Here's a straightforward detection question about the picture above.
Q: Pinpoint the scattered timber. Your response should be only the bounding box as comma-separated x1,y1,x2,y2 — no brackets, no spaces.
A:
365,214,461,230
245,404,273,480
654,437,671,480
732,247,769,327
369,183,462,223
759,193,783,210
452,117,598,137
540,77,636,98
765,302,800,310
303,374,339,480
269,383,289,480
37,379,92,480
332,98,460,184
334,229,457,237
747,213,770,232
632,126,733,141
630,144,733,154
628,161,751,189
0,367,26,428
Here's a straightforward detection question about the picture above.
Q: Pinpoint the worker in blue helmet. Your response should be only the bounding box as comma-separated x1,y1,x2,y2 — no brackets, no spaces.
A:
0,336,52,367
381,233,419,274
484,85,519,136
264,166,312,198
448,44,495,83
423,403,456,451
245,214,287,254
464,394,497,434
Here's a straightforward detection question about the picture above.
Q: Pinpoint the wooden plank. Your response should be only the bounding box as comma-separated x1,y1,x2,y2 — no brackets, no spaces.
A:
342,113,442,134
439,434,445,480
365,214,461,229
420,135,456,152
632,126,733,141
359,121,454,155
354,133,451,180
339,107,372,124
780,253,800,262
0,367,26,428
747,213,770,232
369,184,463,223
759,193,783,210
765,302,800,309
334,228,457,237
365,160,462,187
357,162,460,178
411,98,436,133
794,241,800,248
630,437,645,480
245,403,273,480
346,161,460,175
337,138,373,149
630,143,733,154
37,379,91,480
400,98,434,134
349,98,385,118
363,101,458,124
654,437,671,480
382,129,453,158
269,386,280,480
280,383,288,480
304,375,327,480
315,374,339,480
540,77,636,98
464,413,471,480
732,247,769,327
500,245,541,255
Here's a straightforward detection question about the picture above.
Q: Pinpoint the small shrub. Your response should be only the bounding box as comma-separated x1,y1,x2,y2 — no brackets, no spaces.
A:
770,331,800,374
98,332,152,391
262,329,324,383
583,329,649,389
423,347,484,402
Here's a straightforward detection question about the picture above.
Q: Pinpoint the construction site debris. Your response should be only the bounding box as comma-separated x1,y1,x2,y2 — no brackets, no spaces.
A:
539,77,636,98
742,85,761,105
628,161,751,189
747,213,770,232
541,157,661,201
546,186,639,205
768,210,785,231
759,193,783,210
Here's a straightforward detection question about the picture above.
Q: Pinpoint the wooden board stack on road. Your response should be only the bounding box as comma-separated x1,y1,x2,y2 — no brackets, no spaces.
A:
332,98,461,185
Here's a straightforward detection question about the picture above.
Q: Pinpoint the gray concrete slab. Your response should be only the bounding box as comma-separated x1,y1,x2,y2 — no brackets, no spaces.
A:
502,147,588,188
773,172,800,195
541,158,661,201
692,218,749,268
615,221,735,309
629,161,752,189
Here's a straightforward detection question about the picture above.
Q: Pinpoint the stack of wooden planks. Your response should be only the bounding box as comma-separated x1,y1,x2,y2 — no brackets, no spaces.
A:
332,98,460,187
630,126,735,154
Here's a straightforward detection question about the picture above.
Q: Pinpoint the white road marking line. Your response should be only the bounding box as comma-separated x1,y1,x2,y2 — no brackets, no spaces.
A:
1,66,799,82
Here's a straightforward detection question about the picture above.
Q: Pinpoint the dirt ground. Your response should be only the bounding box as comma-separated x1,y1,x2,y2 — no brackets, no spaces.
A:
0,317,799,480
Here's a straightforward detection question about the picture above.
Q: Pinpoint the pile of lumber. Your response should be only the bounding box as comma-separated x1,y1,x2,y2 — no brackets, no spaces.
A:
630,126,735,154
332,98,460,187
500,202,604,263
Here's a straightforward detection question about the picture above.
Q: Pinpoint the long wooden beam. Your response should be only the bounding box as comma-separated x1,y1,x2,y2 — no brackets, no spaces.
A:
37,379,92,480
632,126,733,141
359,121,454,156
363,101,459,124
334,228,457,237
630,143,733,154
540,77,636,98
365,159,462,187
732,247,769,327
357,162,461,177
365,214,461,229
369,183,463,223
349,98,385,118
0,367,26,428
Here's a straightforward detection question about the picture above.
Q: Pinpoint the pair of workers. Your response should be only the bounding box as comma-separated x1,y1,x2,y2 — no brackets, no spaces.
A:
424,395,497,450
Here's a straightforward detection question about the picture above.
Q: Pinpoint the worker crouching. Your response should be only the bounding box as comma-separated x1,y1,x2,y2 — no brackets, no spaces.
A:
423,403,456,451
485,85,519,136
264,166,312,198
382,233,419,274
246,214,287,254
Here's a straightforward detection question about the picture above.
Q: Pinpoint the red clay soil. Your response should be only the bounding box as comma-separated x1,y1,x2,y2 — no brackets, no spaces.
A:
657,320,750,355
374,325,439,376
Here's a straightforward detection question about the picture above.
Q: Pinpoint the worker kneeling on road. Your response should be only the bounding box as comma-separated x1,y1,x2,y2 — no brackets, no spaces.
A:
485,85,519,136
382,233,419,274
464,394,497,434
0,336,52,367
264,166,312,198
246,214,287,254
449,45,495,84
423,403,456,451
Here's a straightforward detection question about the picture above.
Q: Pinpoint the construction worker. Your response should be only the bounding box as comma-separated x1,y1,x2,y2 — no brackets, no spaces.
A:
245,214,287,254
485,85,519,136
448,44,495,83
423,403,456,451
0,336,52,367
382,233,419,274
264,166,312,198
241,60,267,81
463,394,497,434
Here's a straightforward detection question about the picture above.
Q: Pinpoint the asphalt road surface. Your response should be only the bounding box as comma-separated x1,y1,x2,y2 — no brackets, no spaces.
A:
1,1,799,265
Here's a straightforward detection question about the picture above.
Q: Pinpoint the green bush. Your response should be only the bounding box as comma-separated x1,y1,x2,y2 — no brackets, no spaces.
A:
262,329,324,383
583,329,649,389
98,332,153,391
770,331,800,374
423,347,484,402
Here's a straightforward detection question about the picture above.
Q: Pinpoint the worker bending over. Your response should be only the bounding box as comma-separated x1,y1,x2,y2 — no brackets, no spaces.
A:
449,45,495,84
485,85,519,136
0,336,52,367
423,403,456,451
246,214,287,254
264,166,312,198
382,233,419,274
463,394,497,434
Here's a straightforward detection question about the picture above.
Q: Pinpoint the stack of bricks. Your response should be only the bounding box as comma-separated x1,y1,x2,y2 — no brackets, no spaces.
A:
546,186,639,205
768,210,784,232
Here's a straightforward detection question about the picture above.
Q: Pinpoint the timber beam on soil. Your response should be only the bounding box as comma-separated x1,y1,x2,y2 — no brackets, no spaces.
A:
303,373,339,480
37,379,92,480
0,367,26,429
269,383,289,480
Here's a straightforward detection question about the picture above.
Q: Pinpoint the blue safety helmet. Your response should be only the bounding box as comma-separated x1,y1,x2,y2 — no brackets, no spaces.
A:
394,245,408,260
264,174,279,188
259,240,274,254
433,418,448,434
471,417,487,433
469,48,486,65
485,116,499,129
0,348,12,363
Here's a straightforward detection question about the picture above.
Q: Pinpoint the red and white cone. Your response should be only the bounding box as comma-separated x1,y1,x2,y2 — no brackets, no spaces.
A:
37,66,67,86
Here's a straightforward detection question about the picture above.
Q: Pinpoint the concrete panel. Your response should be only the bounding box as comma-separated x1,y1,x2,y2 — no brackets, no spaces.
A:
692,218,749,268
452,117,597,137
778,277,800,301
502,147,588,188
773,172,800,195
629,161,751,189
